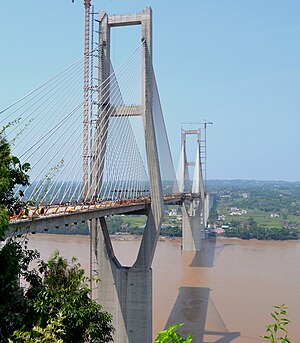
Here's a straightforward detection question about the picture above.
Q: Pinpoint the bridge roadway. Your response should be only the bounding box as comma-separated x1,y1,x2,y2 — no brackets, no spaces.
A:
8,194,185,233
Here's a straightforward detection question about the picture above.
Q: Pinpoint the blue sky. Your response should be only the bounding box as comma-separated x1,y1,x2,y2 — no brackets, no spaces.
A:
1,1,300,181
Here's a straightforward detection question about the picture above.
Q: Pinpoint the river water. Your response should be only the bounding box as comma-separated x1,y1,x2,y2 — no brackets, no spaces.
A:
27,234,300,342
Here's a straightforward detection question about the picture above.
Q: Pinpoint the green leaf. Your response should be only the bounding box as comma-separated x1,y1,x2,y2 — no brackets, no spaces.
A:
271,312,277,320
22,163,31,172
154,324,192,343
262,305,291,343
11,156,20,164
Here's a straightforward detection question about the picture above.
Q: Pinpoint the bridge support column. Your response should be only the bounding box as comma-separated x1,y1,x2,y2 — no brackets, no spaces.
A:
91,217,154,343
182,200,205,251
204,193,210,227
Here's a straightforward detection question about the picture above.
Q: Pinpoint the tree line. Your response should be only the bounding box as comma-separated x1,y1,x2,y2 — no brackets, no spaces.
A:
0,127,114,342
222,217,298,240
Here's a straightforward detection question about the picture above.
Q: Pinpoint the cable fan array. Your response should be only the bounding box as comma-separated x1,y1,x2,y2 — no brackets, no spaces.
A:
1,42,149,214
152,70,179,194
86,57,149,202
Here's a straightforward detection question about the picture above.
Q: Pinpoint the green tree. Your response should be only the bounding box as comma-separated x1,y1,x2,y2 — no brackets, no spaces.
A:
0,128,114,342
9,311,66,343
0,240,41,341
208,209,218,222
0,125,30,238
0,125,34,340
6,250,114,343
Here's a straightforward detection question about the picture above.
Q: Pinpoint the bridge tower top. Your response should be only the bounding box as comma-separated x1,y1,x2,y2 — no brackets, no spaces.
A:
179,128,205,201
91,6,163,270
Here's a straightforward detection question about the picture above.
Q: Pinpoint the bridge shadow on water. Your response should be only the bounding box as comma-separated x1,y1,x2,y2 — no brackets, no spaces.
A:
189,236,230,268
164,287,240,343
164,237,239,342
189,236,217,268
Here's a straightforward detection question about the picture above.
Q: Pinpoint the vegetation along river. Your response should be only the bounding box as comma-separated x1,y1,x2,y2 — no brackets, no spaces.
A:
27,234,300,342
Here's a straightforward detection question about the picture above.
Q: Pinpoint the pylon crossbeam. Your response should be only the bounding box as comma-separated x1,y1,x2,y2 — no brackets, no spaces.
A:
110,105,142,117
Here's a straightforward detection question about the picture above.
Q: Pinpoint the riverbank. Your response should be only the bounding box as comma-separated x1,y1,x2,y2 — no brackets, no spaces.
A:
111,232,299,243
110,233,180,243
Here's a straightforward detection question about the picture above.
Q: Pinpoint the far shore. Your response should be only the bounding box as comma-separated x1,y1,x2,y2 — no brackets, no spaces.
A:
26,232,181,243
110,233,181,243
22,232,299,243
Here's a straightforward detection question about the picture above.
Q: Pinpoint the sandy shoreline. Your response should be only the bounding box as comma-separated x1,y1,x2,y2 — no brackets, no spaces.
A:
110,233,181,243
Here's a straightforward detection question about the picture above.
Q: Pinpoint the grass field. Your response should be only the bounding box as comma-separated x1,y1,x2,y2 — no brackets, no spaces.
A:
217,202,300,229
120,214,181,228
122,216,146,227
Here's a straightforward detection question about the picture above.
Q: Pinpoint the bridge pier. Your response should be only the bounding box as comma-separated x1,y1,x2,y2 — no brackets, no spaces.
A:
204,193,210,227
91,215,156,343
182,200,205,251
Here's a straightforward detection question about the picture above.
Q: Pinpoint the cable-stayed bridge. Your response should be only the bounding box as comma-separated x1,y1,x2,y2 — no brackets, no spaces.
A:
1,7,210,343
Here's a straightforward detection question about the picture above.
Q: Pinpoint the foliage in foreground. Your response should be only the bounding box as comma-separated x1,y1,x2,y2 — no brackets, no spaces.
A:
0,125,30,239
154,324,193,343
261,305,291,343
1,125,114,342
0,240,39,340
9,311,66,343
0,246,114,342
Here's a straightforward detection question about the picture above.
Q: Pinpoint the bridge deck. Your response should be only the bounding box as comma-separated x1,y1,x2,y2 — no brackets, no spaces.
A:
8,194,183,233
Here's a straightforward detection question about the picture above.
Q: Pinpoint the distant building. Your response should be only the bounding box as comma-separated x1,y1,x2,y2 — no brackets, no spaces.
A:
211,228,225,234
168,209,178,216
230,210,242,216
229,207,247,216
218,215,226,221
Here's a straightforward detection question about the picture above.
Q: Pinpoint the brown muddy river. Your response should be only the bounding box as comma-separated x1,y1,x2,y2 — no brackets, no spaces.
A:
27,234,300,342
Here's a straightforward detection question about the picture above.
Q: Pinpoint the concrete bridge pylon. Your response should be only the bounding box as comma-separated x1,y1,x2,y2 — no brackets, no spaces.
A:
89,7,163,343
179,128,207,251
